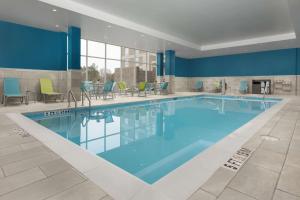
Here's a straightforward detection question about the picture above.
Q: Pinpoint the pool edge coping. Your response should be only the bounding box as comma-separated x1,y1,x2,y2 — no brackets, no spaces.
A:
6,95,290,200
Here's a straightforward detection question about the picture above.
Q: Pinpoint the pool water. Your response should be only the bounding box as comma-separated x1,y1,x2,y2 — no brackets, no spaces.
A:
26,95,279,184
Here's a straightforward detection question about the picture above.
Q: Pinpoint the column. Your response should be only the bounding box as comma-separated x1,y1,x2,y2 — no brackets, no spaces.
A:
156,52,164,81
67,26,82,99
165,50,176,94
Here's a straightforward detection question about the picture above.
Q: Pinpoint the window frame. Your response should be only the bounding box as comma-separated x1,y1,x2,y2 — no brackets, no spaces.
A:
80,39,157,83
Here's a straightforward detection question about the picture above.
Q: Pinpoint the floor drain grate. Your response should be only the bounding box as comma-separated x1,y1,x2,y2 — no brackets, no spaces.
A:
222,148,251,172
12,127,30,137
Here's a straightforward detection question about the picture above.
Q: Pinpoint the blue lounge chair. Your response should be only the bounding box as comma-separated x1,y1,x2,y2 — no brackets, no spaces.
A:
80,81,98,99
240,80,248,94
2,78,26,106
194,81,203,91
159,82,169,95
103,80,116,100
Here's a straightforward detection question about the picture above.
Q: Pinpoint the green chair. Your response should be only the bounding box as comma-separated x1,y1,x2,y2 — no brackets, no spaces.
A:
40,78,64,103
103,80,116,100
213,81,222,93
194,81,203,91
239,80,248,94
117,81,129,95
2,78,26,106
137,82,147,97
159,82,169,95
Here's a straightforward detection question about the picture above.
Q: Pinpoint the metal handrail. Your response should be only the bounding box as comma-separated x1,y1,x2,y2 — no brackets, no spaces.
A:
81,89,91,108
68,90,77,108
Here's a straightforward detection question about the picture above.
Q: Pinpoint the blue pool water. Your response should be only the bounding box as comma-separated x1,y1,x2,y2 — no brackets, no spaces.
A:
25,95,279,184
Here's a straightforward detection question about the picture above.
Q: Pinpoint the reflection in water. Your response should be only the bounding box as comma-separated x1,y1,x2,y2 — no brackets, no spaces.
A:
35,97,277,184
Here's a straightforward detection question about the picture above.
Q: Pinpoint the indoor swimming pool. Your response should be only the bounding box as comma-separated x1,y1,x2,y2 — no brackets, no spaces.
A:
25,95,280,184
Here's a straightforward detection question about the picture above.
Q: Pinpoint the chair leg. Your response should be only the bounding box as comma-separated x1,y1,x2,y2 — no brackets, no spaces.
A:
4,96,7,106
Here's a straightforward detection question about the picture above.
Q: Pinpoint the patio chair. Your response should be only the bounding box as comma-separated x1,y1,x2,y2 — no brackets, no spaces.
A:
159,82,169,95
80,81,97,99
213,81,222,93
40,78,64,103
193,81,203,92
239,80,249,94
103,80,116,100
137,82,147,97
145,82,155,95
2,78,26,106
117,81,129,95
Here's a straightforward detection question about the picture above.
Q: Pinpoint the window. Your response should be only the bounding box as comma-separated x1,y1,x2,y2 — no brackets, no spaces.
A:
88,41,105,58
80,40,157,85
107,44,121,60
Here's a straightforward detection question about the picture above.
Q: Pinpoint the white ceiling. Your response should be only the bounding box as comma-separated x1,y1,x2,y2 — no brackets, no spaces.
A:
0,0,300,58
71,0,294,45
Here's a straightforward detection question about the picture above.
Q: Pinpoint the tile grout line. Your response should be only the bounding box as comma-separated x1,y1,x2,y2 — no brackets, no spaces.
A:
226,186,259,200
269,116,299,200
41,180,91,200
214,112,285,199
0,165,86,197
276,188,300,198
0,166,4,178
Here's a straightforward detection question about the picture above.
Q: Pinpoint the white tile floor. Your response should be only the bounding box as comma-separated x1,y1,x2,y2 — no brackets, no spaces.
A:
189,97,300,200
1,92,299,200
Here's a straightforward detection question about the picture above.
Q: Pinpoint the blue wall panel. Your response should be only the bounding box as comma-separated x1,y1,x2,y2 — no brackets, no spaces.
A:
175,57,191,77
175,48,299,77
0,20,67,71
190,49,297,77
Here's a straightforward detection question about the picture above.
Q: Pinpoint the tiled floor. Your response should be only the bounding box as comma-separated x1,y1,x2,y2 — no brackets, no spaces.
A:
189,97,300,200
1,93,300,200
0,115,111,200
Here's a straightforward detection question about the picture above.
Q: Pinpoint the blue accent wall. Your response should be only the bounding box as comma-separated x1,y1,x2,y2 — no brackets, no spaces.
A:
0,20,67,71
175,48,299,77
68,26,81,70
175,57,191,77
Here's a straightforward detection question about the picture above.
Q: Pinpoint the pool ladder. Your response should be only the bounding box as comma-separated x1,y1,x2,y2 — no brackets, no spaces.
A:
81,89,91,108
68,90,77,109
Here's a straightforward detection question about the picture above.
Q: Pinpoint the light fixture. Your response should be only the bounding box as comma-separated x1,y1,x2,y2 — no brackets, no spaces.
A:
52,8,57,12
55,25,59,28
201,32,296,51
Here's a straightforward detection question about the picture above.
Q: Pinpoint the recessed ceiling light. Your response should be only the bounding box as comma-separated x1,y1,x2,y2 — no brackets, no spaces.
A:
55,25,59,28
52,8,57,12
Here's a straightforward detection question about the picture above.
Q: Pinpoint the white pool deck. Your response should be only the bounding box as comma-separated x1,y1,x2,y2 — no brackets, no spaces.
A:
0,92,300,200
